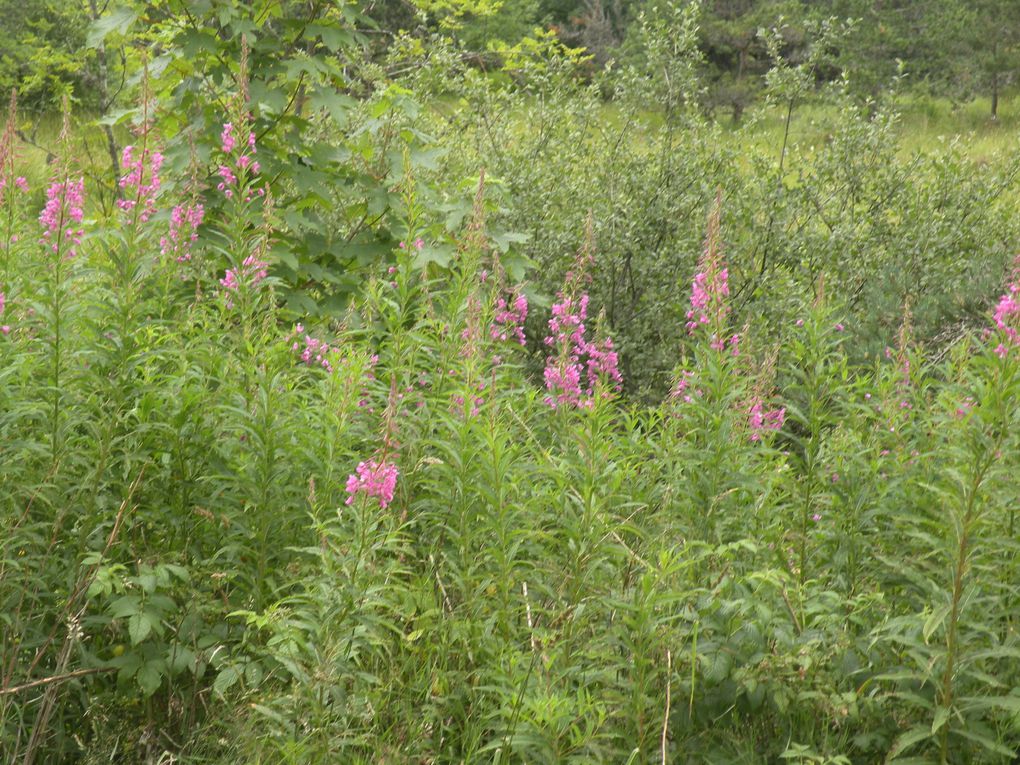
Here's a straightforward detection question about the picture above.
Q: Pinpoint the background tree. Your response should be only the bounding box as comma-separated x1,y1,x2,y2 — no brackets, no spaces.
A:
0,0,95,113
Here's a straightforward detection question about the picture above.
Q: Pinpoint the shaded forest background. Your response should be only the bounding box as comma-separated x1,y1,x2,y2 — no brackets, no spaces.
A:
3,0,1018,119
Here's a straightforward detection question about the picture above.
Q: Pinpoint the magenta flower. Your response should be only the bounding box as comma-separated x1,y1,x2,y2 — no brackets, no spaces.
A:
685,196,737,353
291,324,334,371
585,336,623,390
160,202,205,262
747,398,785,442
990,256,1020,356
542,292,622,408
39,177,85,258
345,459,399,509
669,369,698,403
0,176,28,196
220,255,269,306
116,144,163,222
216,121,259,198
221,123,236,154
490,288,529,345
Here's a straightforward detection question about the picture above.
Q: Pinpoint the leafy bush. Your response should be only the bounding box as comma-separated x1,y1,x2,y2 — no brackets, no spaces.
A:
407,22,1020,396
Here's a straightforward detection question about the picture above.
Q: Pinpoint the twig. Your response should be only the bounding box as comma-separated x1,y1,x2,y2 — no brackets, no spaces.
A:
0,667,114,696
522,581,536,651
661,648,671,765
779,585,802,635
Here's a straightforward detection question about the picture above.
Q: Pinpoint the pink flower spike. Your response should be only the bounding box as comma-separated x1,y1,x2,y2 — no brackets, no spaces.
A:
39,177,85,258
345,459,399,509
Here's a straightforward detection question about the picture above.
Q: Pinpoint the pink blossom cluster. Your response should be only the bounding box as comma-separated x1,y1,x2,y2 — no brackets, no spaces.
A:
116,144,163,222
991,257,1020,357
686,265,729,333
490,289,528,345
452,388,486,418
292,323,334,371
217,122,260,198
220,255,268,306
345,459,399,509
685,208,737,354
160,202,205,262
399,238,424,250
39,177,85,258
585,336,622,389
358,354,380,412
543,293,623,408
955,396,976,419
669,369,698,403
0,176,28,199
747,398,786,442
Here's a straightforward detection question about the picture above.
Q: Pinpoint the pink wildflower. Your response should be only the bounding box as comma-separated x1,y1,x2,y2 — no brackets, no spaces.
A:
747,398,785,442
585,336,622,390
116,144,163,222
685,194,736,353
221,123,236,154
39,177,85,258
490,288,528,345
220,255,269,306
216,121,259,197
291,325,334,372
160,202,205,262
542,292,622,407
954,397,976,419
990,256,1020,356
345,459,399,509
669,369,698,404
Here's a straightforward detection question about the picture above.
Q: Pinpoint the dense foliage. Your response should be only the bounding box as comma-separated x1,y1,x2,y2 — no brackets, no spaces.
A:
4,0,1020,117
3,2,1020,763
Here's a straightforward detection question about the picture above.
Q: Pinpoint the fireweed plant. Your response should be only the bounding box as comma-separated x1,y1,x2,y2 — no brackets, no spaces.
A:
2,85,1020,765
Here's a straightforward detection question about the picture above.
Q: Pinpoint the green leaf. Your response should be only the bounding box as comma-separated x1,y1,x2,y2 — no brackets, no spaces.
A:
887,724,932,760
136,661,162,696
412,244,456,269
213,665,240,697
128,611,152,645
109,595,141,619
307,22,352,53
86,6,139,48
923,604,951,642
931,705,951,735
952,725,1016,756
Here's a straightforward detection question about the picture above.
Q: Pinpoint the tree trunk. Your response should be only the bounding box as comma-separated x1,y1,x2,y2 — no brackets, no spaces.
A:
991,72,999,119
88,0,120,185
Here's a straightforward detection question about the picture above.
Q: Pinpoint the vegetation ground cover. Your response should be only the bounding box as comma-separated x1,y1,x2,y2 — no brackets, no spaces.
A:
2,2,1020,763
